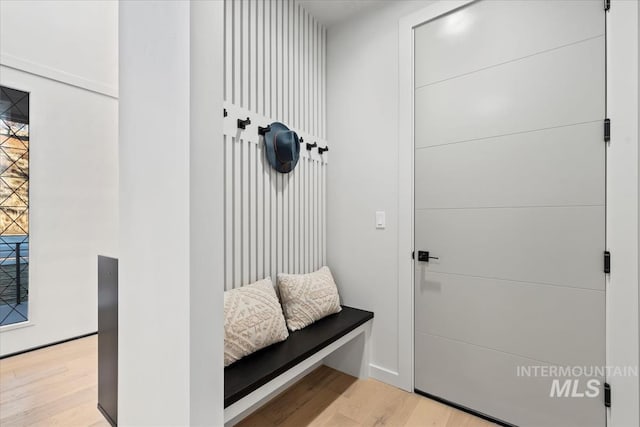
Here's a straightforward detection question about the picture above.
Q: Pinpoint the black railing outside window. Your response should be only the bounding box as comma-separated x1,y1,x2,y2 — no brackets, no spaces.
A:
0,240,29,304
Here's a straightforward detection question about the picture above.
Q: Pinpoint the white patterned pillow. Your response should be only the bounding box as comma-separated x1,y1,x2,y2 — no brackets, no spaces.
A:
224,278,289,367
277,266,342,331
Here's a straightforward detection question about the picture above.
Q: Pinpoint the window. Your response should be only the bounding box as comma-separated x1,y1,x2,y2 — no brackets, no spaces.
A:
0,86,29,326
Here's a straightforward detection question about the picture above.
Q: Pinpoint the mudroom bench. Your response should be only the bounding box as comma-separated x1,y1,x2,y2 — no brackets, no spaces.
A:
224,306,374,425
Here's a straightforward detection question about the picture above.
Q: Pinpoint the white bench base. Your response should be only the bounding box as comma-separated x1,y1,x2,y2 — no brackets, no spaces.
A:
224,320,372,426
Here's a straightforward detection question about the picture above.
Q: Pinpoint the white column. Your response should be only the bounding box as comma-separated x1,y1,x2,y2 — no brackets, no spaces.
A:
119,1,223,425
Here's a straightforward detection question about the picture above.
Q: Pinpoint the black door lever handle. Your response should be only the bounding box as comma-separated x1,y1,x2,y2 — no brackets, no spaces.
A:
417,251,439,262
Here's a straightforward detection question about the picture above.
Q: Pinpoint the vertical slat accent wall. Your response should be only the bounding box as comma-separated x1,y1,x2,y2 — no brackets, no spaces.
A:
223,0,327,290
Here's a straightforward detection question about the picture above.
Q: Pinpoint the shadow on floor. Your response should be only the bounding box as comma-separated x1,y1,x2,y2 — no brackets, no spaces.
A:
236,365,358,427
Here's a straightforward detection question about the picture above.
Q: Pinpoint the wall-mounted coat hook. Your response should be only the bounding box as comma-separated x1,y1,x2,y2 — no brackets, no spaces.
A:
306,142,317,151
299,137,304,143
237,117,251,129
318,146,329,155
258,125,271,136
224,108,228,117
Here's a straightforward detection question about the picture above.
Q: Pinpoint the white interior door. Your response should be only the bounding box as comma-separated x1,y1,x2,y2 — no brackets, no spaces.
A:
413,1,606,426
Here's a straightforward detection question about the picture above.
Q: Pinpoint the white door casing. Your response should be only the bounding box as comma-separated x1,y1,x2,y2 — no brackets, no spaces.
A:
399,1,639,426
399,2,637,426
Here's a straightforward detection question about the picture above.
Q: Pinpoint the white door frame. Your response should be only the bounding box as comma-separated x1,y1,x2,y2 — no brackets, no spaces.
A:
397,3,639,427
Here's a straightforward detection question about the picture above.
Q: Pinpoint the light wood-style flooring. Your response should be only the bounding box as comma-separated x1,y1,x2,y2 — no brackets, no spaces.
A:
238,365,495,427
1,336,494,426
0,335,109,427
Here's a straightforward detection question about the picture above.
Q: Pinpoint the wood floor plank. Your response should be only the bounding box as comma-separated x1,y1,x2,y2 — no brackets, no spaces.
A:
1,337,95,375
405,398,453,427
1,371,96,418
238,365,495,427
29,400,109,427
446,411,496,427
1,335,494,427
0,336,106,427
322,412,360,427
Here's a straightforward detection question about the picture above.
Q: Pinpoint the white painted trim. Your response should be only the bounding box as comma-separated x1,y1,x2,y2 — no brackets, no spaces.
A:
369,363,400,385
605,2,639,427
398,3,640,427
223,320,372,425
0,320,34,333
397,0,475,393
0,53,118,99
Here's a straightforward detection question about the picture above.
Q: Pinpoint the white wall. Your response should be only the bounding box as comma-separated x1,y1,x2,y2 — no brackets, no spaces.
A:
119,1,224,425
326,0,431,386
0,1,118,356
0,0,118,97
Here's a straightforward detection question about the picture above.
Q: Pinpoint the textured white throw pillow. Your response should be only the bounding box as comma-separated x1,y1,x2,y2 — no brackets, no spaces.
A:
224,278,289,367
277,266,342,331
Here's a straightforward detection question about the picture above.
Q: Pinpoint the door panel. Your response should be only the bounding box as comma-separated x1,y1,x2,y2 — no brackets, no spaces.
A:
414,0,604,88
415,35,605,148
415,122,605,209
415,271,605,366
413,1,605,425
415,206,604,290
415,333,604,427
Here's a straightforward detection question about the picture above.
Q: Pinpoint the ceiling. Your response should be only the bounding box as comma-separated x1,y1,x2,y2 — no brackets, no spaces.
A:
298,0,388,27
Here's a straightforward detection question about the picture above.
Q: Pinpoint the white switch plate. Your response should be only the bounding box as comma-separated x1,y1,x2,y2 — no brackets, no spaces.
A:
375,211,385,229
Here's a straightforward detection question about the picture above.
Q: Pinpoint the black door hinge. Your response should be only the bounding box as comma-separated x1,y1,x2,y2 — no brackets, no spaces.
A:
604,118,611,142
604,0,610,11
604,382,611,407
412,251,414,260
604,251,611,274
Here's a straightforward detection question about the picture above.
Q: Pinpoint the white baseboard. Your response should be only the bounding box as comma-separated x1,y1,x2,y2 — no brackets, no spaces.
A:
369,363,404,389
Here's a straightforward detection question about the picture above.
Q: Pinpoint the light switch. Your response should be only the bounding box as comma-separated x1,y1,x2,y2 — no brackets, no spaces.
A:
376,211,386,229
